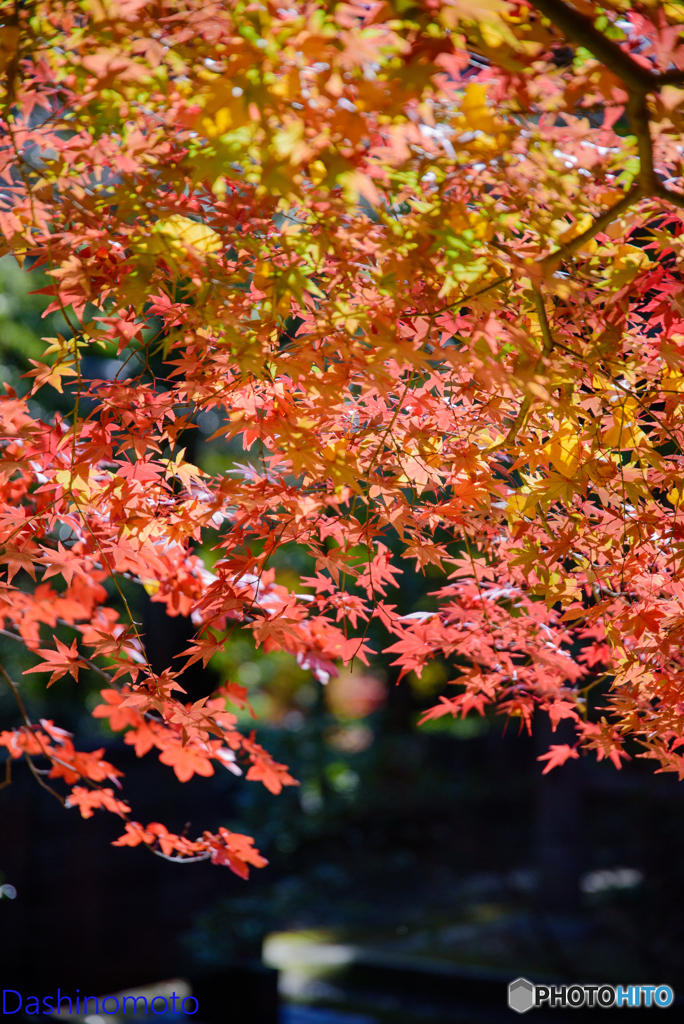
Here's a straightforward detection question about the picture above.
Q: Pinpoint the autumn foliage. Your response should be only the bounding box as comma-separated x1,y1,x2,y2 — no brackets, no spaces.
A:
2,0,684,872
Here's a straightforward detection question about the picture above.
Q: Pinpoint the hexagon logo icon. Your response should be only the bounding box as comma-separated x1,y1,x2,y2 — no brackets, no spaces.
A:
508,977,535,1013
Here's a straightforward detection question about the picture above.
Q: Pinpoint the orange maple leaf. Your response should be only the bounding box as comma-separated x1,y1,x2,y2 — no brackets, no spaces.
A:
537,744,580,775
23,638,83,687
66,786,130,819
39,541,89,588
243,737,299,794
0,543,37,583
203,827,268,878
112,822,155,848
158,739,215,782
91,689,142,731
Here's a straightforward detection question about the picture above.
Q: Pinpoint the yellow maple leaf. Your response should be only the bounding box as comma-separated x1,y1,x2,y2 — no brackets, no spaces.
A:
543,421,581,479
26,360,78,394
158,215,221,254
162,448,204,488
272,120,307,164
603,399,647,450
460,83,498,134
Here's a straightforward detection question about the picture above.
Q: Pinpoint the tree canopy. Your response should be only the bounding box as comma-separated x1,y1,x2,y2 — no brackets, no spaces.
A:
2,0,684,872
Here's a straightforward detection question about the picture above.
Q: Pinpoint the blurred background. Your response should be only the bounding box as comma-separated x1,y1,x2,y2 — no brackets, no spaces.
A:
1,255,683,1021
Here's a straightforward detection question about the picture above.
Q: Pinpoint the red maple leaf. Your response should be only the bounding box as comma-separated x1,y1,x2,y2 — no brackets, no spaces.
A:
157,739,215,782
537,744,580,775
23,638,83,687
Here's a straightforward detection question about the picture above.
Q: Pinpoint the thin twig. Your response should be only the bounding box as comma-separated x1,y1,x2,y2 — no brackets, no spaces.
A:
0,626,114,685
23,753,65,805
485,285,556,453
149,848,212,864
0,662,65,804
541,187,642,270
0,661,32,727
531,286,555,357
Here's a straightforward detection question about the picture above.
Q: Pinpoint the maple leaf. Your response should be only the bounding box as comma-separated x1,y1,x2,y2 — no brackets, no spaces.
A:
581,721,631,770
162,448,204,489
243,737,299,794
158,739,216,782
92,308,144,355
66,786,130,819
91,689,142,732
537,744,580,775
182,633,227,669
202,828,268,878
112,822,155,848
215,682,256,716
23,638,83,687
24,359,78,394
158,215,222,255
543,421,582,479
252,615,303,649
541,700,581,732
123,720,158,758
145,822,178,857
418,696,460,724
0,544,37,583
296,649,338,685
213,745,243,776
38,719,73,743
38,542,88,588
48,744,123,786
0,729,29,759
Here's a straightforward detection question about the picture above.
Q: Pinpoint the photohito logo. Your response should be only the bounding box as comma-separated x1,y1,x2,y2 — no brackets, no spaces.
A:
507,978,674,1012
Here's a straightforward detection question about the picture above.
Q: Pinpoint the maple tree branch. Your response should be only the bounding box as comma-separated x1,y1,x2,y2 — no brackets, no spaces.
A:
654,182,684,211
627,92,658,193
0,660,32,728
541,186,642,268
531,0,684,208
1,7,21,126
484,286,556,455
658,69,684,87
5,0,684,855
0,645,212,857
530,0,656,92
0,662,65,805
0,755,11,789
402,273,511,320
0,656,117,805
531,286,555,357
486,396,532,456
24,753,65,804
149,848,211,864
535,503,556,540
578,672,614,697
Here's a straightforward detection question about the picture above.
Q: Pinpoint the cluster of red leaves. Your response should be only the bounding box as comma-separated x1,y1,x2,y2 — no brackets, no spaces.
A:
2,0,684,868
0,718,121,784
92,686,296,793
112,822,267,877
